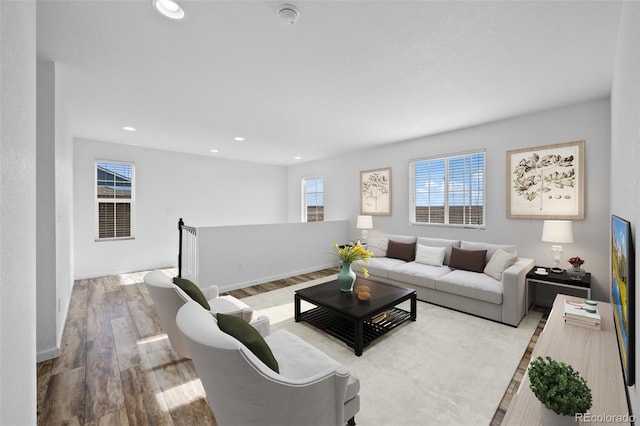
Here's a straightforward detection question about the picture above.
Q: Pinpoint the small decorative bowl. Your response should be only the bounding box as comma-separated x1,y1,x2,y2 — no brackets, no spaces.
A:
584,300,597,313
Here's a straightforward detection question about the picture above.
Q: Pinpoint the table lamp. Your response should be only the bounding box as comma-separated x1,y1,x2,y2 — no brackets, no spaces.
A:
541,220,574,273
356,215,373,244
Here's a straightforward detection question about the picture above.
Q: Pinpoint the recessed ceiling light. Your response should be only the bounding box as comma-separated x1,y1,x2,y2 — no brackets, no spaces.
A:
153,0,186,20
210,149,219,153
234,137,245,141
123,126,136,132
294,156,302,160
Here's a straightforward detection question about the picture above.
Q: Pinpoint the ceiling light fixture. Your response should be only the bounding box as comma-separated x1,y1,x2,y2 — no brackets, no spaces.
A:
210,149,219,153
234,137,245,141
294,156,301,160
278,4,299,26
153,0,186,20
123,126,136,132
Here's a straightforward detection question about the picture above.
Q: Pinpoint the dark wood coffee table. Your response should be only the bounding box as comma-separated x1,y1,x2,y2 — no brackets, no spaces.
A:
294,278,417,356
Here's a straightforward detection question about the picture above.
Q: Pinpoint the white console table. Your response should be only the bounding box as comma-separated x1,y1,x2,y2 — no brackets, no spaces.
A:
503,294,631,425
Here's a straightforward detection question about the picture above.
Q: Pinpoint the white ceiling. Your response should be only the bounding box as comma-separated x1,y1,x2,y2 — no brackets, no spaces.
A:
37,0,622,166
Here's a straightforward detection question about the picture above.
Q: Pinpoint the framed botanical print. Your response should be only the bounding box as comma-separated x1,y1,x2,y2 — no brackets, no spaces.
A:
507,140,584,219
360,167,391,216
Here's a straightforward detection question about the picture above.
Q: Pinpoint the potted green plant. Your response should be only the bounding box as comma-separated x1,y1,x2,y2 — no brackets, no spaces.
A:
528,356,592,425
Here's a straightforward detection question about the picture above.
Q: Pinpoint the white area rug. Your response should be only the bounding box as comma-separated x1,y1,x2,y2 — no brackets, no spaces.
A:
243,276,542,426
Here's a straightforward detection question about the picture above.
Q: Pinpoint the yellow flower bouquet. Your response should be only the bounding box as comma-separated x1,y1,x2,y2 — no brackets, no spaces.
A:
333,242,373,278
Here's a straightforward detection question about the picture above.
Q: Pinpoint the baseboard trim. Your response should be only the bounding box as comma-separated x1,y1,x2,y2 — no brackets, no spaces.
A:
37,346,60,363
217,263,338,292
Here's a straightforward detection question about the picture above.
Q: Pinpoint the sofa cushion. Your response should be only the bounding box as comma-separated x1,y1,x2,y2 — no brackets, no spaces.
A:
388,262,451,289
216,313,279,373
173,277,211,310
484,249,518,281
266,329,360,401
386,240,416,262
209,295,255,323
460,241,517,264
448,247,487,273
416,237,461,265
436,270,503,305
385,234,417,244
415,244,446,267
355,257,406,278
366,238,388,257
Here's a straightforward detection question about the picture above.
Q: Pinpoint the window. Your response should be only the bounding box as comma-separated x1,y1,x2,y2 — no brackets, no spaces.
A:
96,161,134,239
302,177,324,222
409,151,485,227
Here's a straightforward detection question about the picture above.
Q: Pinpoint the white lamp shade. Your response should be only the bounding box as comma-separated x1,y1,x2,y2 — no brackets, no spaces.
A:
541,220,574,244
356,215,373,230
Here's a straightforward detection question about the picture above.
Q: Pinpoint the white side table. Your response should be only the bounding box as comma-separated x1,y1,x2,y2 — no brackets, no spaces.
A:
525,266,591,310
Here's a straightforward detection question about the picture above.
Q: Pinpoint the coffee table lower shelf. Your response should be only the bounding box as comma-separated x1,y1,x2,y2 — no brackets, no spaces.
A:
297,306,412,355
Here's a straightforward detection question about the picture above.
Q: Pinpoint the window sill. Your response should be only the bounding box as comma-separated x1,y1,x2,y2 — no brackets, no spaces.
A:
409,222,485,230
95,237,135,242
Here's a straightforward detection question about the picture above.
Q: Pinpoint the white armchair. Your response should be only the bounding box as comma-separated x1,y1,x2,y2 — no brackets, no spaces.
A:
176,300,360,426
143,270,269,359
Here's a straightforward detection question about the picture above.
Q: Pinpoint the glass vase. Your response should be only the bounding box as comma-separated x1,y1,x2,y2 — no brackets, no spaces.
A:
338,261,356,292
567,265,585,280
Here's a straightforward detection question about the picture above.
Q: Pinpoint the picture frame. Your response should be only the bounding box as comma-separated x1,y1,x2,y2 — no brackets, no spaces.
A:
360,167,391,216
506,140,584,219
611,214,635,386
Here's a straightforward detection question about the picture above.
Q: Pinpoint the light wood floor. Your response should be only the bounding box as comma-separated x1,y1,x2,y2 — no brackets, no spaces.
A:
37,268,547,425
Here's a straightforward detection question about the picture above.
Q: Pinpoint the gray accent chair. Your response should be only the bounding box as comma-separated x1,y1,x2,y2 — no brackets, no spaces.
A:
176,300,360,426
143,270,269,359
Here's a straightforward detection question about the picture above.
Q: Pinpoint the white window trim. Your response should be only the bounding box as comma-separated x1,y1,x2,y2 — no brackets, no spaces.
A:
409,149,486,229
301,175,324,222
95,159,136,241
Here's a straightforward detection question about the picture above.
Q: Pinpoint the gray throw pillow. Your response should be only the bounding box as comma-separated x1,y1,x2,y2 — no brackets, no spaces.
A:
484,249,518,280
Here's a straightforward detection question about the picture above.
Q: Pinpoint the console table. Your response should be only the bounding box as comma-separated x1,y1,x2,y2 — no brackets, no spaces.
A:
502,295,630,425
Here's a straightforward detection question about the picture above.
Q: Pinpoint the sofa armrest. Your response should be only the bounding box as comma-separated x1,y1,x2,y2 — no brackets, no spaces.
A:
501,257,534,326
202,285,219,300
252,315,271,337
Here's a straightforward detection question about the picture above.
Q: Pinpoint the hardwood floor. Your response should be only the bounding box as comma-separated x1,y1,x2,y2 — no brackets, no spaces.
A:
37,267,546,425
490,306,549,426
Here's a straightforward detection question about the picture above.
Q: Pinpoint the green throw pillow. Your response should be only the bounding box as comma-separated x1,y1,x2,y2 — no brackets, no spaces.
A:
216,313,280,373
172,277,210,310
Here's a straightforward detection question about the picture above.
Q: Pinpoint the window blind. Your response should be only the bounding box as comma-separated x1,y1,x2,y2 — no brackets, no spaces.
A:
410,151,485,226
96,161,134,239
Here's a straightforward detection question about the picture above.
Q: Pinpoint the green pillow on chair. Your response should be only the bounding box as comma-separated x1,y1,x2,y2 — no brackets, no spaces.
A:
173,277,210,310
216,313,280,373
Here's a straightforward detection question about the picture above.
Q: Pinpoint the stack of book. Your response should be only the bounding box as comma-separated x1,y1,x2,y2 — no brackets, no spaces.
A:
564,300,601,330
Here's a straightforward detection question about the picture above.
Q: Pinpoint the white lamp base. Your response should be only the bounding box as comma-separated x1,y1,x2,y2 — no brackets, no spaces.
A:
550,244,563,273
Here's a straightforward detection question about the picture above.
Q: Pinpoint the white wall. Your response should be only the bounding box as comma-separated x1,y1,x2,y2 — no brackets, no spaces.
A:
611,0,640,416
73,139,287,278
196,221,348,291
54,62,74,355
287,98,611,302
36,60,57,360
35,60,75,362
0,0,37,424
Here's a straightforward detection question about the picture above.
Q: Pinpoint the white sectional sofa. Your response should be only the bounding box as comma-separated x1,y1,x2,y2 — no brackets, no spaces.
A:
354,235,534,327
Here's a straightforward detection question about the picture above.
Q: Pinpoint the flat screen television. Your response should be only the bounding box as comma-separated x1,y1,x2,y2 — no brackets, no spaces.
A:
611,214,635,386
